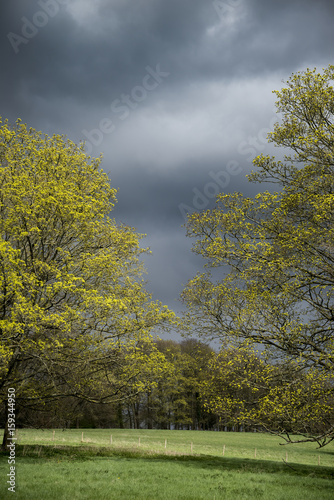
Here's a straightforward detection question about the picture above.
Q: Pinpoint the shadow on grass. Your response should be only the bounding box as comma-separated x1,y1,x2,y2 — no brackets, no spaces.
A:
1,444,333,480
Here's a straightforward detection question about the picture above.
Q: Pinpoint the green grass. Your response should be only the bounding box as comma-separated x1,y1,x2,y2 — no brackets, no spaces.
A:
0,429,333,499
8,428,334,467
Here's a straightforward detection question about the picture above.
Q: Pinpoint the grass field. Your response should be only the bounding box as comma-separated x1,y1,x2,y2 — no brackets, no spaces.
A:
0,429,333,499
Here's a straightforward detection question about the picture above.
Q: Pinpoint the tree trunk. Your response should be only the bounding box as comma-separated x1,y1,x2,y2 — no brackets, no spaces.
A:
146,393,152,429
127,406,132,429
117,403,124,429
134,404,139,429
1,400,10,451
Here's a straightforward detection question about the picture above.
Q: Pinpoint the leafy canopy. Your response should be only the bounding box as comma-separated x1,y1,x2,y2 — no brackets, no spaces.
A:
0,118,174,430
182,65,334,446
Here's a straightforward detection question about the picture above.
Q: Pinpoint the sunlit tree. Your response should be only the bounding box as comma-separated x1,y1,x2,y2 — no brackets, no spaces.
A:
0,118,174,449
182,65,334,446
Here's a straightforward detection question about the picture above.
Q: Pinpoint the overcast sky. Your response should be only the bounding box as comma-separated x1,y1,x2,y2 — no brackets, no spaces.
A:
1,0,334,337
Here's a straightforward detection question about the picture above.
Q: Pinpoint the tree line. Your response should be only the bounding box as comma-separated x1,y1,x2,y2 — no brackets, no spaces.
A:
2,338,331,438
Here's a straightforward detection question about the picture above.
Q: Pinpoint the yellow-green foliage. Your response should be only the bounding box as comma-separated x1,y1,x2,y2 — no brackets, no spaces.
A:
182,65,334,445
201,346,333,443
0,118,174,412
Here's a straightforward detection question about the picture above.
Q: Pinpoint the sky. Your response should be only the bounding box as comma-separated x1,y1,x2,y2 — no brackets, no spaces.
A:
1,0,334,339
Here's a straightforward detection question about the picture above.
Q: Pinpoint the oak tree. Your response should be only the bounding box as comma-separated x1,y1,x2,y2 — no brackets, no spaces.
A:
0,118,173,449
182,65,334,446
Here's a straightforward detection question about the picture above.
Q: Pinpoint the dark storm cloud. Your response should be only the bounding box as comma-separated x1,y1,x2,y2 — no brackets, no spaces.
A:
3,0,333,113
111,156,254,230
1,0,334,324
1,0,211,109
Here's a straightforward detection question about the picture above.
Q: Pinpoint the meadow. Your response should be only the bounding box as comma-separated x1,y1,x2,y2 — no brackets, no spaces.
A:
0,429,333,499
